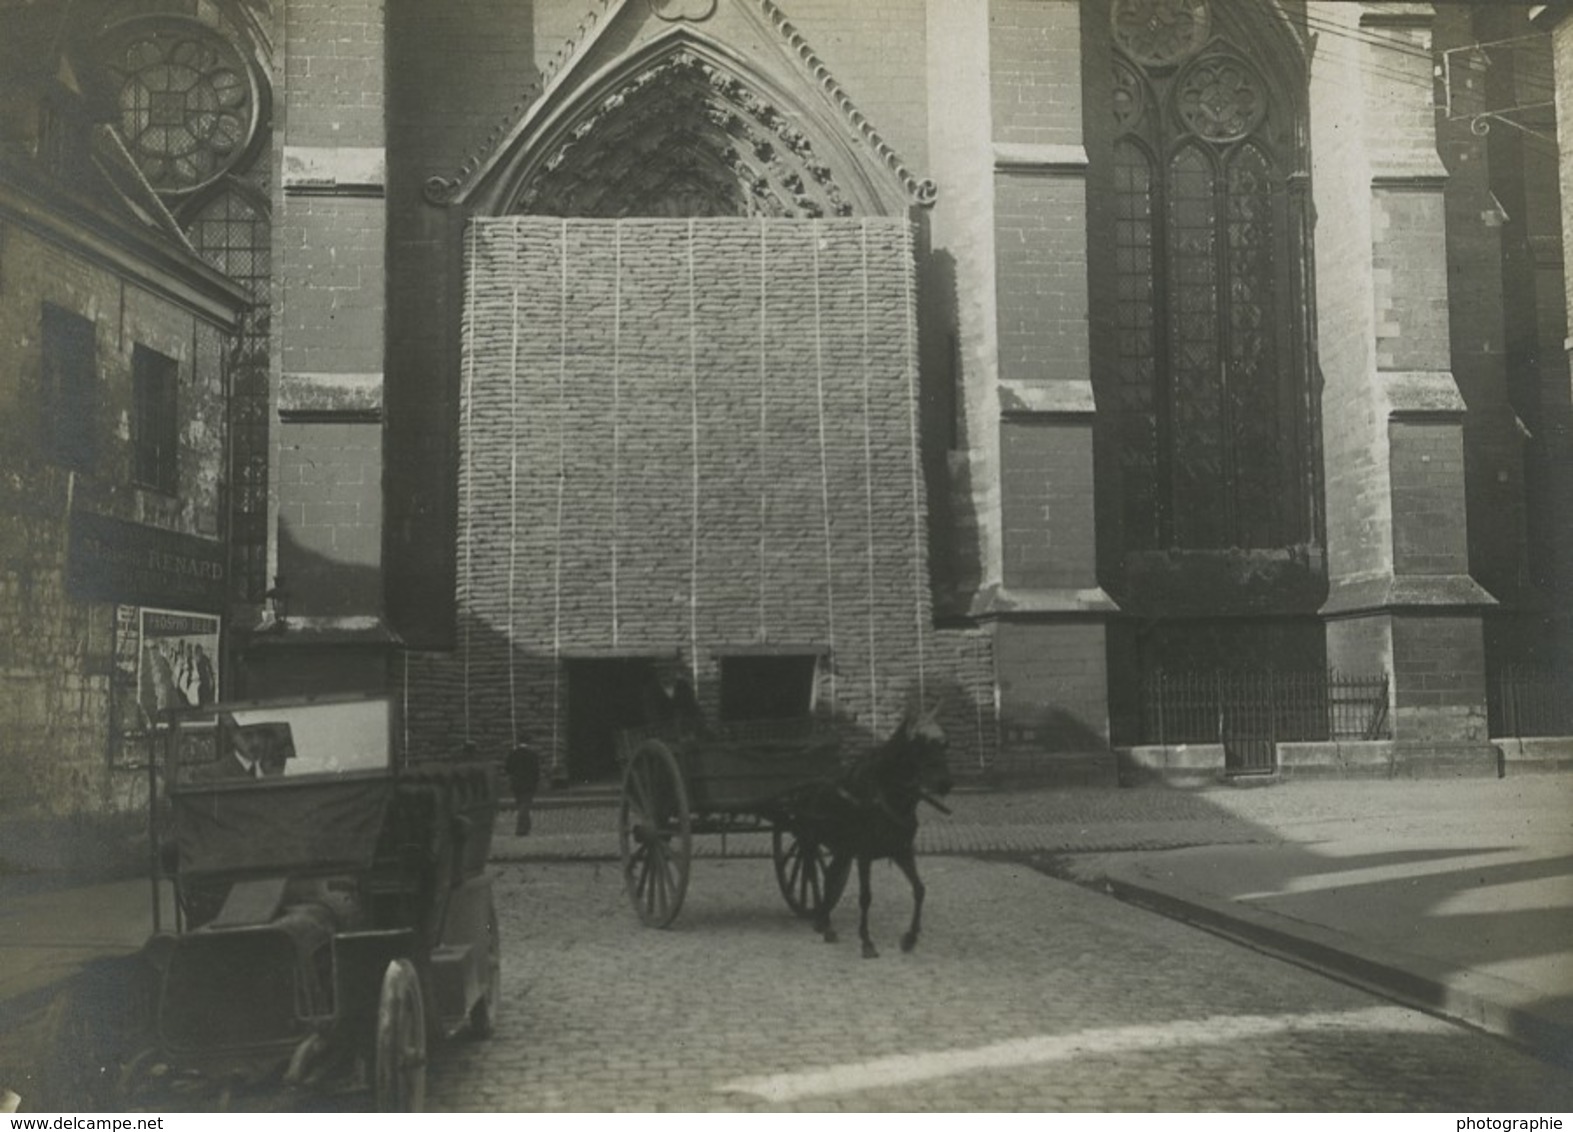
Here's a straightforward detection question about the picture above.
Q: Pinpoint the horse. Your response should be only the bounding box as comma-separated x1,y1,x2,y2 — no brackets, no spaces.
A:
785,709,953,958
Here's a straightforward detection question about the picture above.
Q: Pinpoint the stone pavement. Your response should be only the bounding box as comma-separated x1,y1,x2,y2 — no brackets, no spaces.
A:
427,856,1573,1111
501,774,1573,1066
1053,778,1573,1067
1,773,1569,1108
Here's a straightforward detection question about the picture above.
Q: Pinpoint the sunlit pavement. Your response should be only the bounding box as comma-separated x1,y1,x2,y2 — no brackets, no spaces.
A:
3,777,1569,1110
497,776,1573,1068
425,858,1573,1111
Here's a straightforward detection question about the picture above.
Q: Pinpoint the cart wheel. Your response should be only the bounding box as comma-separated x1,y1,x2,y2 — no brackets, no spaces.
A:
468,899,500,1040
372,959,427,1112
772,828,832,918
619,739,692,928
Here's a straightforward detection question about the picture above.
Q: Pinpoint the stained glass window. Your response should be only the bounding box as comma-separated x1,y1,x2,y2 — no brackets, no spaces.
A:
1113,139,1159,550
100,18,259,194
1103,0,1308,551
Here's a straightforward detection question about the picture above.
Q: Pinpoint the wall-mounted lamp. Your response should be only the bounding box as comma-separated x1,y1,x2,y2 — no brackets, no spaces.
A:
264,575,290,632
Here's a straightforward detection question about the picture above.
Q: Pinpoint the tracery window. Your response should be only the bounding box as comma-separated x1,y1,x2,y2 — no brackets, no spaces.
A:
1103,0,1311,551
99,16,260,195
185,185,272,602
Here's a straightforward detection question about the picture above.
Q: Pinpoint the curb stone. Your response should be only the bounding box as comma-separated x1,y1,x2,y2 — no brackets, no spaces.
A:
1088,863,1573,1070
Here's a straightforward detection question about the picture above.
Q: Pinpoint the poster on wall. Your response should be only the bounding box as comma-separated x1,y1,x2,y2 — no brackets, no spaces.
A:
135,608,221,720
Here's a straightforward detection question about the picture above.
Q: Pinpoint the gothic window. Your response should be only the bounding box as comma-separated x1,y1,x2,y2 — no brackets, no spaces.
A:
1102,0,1310,552
185,186,272,602
99,17,260,195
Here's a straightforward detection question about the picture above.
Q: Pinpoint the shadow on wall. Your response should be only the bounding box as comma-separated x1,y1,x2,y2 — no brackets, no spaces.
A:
917,243,985,618
275,512,385,620
232,527,393,700
1022,706,1110,755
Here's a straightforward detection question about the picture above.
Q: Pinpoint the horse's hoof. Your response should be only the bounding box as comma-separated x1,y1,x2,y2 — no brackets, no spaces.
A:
861,943,879,959
900,933,918,953
821,929,838,944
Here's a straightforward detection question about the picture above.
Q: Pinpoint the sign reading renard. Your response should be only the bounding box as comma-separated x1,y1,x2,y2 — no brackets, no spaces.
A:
68,510,226,613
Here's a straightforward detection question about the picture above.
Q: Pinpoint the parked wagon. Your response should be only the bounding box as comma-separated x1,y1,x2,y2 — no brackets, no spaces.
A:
615,715,848,928
120,693,501,1111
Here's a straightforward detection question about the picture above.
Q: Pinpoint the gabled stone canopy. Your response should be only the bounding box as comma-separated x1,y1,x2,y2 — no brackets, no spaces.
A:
515,49,859,218
425,0,935,218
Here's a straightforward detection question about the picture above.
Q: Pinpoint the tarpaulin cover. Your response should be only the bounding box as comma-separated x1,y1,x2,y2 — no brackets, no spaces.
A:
172,775,393,879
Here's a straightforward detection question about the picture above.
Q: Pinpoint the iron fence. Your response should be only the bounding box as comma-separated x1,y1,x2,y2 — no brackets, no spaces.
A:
1491,666,1573,738
1139,669,1392,749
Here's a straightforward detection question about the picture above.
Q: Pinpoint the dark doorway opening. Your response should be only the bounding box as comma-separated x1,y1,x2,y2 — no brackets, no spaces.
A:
565,657,660,783
719,655,817,722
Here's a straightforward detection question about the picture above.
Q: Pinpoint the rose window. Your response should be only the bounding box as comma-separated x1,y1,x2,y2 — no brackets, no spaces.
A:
101,20,259,194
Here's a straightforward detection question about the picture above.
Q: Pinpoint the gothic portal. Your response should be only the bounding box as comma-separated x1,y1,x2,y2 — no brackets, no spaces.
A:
398,2,991,779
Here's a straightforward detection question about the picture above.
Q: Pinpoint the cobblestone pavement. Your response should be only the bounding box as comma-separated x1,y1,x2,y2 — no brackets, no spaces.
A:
425,857,1573,1112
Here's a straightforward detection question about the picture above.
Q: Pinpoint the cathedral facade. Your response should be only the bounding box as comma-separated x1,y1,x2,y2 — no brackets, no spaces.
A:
3,0,1568,810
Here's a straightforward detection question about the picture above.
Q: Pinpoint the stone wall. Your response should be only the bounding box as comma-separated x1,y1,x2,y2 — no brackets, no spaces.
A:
0,223,228,814
276,421,384,617
1309,1,1387,590
403,216,997,775
270,0,389,642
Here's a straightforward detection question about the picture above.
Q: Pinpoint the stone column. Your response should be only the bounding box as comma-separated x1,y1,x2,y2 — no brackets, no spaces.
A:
971,0,1117,781
250,0,392,695
1310,1,1495,767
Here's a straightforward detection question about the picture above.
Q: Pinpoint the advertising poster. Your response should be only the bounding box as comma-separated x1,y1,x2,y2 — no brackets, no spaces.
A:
136,607,222,719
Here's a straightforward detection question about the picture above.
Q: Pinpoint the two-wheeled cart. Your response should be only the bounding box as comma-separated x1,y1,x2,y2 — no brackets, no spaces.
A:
616,717,844,928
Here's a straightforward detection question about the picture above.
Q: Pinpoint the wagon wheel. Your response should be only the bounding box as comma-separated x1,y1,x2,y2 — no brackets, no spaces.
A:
372,958,427,1112
468,897,501,1039
772,828,832,918
619,739,692,928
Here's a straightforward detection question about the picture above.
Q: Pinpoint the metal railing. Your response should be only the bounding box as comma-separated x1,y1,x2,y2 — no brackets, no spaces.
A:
1139,669,1392,749
1491,666,1573,738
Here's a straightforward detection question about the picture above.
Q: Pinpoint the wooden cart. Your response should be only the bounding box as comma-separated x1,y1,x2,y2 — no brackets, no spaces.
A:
615,717,845,928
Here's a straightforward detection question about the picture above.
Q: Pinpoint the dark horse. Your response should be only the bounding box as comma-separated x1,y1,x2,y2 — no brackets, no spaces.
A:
785,709,953,958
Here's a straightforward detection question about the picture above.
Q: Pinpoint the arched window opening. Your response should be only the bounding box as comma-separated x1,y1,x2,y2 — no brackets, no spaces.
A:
185,184,271,603
1100,0,1313,554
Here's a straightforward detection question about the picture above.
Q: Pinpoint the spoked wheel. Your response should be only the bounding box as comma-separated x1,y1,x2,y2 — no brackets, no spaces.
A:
372,958,427,1112
772,828,833,918
619,740,692,928
468,898,500,1039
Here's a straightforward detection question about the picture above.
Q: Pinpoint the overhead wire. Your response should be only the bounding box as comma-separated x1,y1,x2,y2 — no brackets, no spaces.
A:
1299,8,1553,103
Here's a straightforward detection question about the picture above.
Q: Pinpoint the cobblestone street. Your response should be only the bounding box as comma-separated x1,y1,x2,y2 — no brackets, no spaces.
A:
426,857,1573,1112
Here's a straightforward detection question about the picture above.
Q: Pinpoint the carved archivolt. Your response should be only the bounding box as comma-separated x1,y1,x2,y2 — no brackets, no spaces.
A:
425,0,934,214
509,52,856,218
